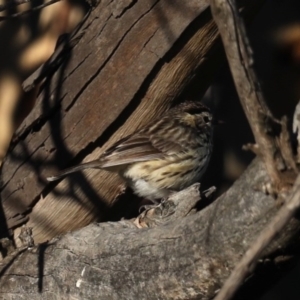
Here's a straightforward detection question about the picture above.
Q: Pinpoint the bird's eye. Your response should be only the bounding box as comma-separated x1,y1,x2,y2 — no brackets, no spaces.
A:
203,116,210,124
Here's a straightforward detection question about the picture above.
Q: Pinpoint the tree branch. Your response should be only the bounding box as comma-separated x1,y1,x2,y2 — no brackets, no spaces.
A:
1,159,300,299
214,174,300,300
210,0,297,187
210,1,300,298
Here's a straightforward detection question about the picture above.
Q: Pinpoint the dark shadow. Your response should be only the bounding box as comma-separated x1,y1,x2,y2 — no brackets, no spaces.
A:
0,177,10,240
108,188,141,221
37,242,48,292
233,242,300,300
40,30,110,219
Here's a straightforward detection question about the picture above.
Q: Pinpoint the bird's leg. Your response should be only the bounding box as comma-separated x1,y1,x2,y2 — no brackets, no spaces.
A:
139,198,161,213
138,190,177,213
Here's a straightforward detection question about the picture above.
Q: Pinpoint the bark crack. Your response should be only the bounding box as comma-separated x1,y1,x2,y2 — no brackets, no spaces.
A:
63,0,160,114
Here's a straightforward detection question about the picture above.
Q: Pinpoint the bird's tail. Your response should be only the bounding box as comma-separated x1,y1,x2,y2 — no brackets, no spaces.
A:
47,160,101,181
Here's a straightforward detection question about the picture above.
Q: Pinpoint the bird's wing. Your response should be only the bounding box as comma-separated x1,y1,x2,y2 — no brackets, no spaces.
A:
100,119,186,168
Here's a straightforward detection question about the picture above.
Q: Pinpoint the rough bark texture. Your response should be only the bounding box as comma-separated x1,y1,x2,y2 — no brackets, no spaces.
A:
211,0,297,191
0,0,265,244
1,0,216,241
211,0,299,298
3,1,290,298
1,159,299,299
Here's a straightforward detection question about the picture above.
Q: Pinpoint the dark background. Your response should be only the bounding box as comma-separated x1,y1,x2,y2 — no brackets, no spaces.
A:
203,0,300,298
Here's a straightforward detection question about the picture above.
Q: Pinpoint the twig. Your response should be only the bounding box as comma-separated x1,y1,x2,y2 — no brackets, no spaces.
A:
293,100,300,162
279,116,298,173
0,0,60,21
214,174,300,300
210,0,292,186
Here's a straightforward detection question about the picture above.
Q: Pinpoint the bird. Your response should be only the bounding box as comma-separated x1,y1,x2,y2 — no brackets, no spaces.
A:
47,101,214,201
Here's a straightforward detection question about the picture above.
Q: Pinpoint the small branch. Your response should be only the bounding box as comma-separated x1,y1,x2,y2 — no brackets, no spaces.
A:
293,100,300,162
279,116,298,174
214,174,300,300
210,0,293,186
0,0,60,21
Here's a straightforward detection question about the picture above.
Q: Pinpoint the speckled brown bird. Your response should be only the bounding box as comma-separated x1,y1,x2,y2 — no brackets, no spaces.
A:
47,101,214,200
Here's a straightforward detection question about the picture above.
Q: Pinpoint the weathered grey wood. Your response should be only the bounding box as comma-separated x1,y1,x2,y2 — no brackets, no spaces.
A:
1,159,299,299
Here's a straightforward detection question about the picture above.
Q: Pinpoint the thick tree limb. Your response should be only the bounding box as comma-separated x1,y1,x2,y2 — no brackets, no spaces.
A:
0,159,299,299
4,1,292,298
214,174,300,300
3,0,218,241
2,0,266,243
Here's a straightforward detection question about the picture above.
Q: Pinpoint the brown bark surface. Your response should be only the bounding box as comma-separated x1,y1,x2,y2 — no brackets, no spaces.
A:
2,0,300,299
1,0,264,244
1,0,220,243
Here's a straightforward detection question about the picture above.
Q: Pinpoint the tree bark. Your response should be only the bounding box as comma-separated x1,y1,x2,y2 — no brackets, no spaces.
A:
1,158,299,299
0,0,264,244
2,1,300,299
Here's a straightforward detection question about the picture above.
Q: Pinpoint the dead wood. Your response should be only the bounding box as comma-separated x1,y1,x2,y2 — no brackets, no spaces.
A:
0,0,265,244
2,1,293,299
209,1,300,298
0,159,299,299
211,0,298,189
